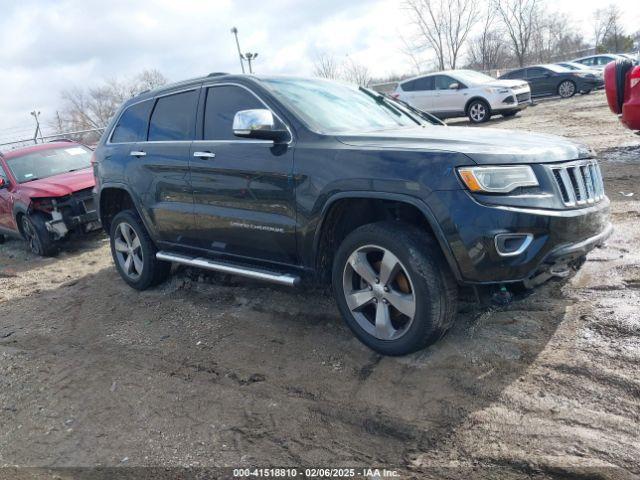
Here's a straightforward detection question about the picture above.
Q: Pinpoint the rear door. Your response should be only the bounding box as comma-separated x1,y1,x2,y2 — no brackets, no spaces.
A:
128,88,200,244
189,83,297,264
405,76,436,112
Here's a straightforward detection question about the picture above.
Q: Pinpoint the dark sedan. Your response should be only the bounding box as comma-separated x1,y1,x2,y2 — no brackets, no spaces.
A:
499,64,599,99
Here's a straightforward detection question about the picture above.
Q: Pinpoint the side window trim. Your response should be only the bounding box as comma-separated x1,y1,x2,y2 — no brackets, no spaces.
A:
197,82,293,144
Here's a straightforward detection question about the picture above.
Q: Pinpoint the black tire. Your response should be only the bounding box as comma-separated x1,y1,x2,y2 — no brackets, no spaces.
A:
501,111,518,118
467,99,491,123
557,80,576,98
332,221,458,356
0,234,5,244
109,209,171,290
21,213,57,256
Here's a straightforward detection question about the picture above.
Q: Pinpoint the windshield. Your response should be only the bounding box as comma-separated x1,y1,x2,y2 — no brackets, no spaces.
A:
261,78,420,133
452,70,496,85
6,145,92,184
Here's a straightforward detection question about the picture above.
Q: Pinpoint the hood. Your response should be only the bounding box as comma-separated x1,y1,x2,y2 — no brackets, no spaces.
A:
337,126,593,165
18,168,95,198
481,79,529,90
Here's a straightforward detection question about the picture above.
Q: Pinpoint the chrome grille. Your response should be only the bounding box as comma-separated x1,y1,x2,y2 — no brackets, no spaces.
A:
550,160,604,206
516,92,531,103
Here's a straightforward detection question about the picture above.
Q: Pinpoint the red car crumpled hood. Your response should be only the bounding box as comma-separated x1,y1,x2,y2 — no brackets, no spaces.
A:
18,168,95,198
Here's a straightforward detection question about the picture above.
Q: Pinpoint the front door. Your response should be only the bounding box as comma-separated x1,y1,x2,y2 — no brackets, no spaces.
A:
431,75,467,114
526,68,554,96
0,165,13,231
189,84,297,264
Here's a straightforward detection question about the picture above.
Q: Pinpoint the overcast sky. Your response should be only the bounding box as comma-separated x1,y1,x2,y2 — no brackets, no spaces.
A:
0,0,637,141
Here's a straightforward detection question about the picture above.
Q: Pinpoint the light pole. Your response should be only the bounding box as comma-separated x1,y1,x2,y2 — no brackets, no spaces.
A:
30,110,44,144
230,27,245,74
244,52,258,73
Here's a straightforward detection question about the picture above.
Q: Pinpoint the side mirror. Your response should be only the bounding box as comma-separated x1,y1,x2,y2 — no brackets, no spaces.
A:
0,178,7,189
449,82,460,90
233,109,289,143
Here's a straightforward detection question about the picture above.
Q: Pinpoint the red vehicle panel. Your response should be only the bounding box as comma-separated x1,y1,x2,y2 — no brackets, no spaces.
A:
604,60,640,131
0,141,99,255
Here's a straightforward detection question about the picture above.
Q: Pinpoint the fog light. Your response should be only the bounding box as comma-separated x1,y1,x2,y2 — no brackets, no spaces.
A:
494,233,533,256
502,96,515,104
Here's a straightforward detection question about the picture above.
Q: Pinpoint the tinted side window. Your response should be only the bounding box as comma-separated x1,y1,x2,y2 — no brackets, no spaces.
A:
504,70,523,79
204,85,264,140
597,56,612,65
110,100,153,143
148,90,198,141
401,80,416,92
579,58,594,66
526,68,547,78
413,76,435,91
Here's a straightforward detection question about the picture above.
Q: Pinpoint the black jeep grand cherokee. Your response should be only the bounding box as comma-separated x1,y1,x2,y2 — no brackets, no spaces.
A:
94,74,611,356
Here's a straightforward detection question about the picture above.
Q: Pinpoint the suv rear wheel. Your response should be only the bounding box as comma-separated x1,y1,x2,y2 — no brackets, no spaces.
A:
332,221,458,356
467,99,491,123
109,210,171,290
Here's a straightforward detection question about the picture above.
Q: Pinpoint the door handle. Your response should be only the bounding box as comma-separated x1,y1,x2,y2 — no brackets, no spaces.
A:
193,151,216,159
130,151,146,157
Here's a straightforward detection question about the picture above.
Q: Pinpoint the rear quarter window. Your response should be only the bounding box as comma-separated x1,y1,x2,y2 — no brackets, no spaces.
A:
110,100,153,143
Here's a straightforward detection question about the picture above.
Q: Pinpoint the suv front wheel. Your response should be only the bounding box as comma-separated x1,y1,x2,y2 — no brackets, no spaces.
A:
332,222,458,356
467,99,491,123
109,210,171,290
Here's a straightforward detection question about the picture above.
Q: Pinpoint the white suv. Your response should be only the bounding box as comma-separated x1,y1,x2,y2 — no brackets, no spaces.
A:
392,70,531,124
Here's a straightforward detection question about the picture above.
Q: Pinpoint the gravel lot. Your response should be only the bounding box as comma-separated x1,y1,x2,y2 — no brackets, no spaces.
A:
1,91,639,479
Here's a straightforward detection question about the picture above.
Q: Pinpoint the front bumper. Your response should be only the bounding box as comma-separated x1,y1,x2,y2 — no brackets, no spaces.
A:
428,190,612,284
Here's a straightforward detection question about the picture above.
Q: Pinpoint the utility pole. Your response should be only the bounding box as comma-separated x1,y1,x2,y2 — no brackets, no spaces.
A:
244,52,258,73
230,27,245,73
30,110,44,144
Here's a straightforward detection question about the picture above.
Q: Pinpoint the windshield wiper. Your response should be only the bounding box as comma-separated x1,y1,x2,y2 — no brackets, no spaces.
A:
358,86,404,117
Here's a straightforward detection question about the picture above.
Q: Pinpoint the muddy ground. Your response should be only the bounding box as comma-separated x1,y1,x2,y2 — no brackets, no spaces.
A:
1,91,639,479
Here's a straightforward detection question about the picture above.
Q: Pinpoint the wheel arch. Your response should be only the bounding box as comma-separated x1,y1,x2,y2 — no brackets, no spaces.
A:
464,96,491,114
98,183,149,235
312,192,462,284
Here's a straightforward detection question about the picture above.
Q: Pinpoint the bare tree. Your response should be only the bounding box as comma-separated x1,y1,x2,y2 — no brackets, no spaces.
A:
468,6,509,71
593,7,615,52
54,69,168,142
342,58,371,86
312,53,342,80
494,0,539,67
595,5,632,53
404,0,480,70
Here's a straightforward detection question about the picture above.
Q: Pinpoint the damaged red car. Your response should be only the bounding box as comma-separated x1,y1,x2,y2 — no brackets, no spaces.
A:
0,141,99,255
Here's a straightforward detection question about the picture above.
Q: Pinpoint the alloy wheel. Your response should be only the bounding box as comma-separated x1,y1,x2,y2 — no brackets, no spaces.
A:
113,222,144,280
22,217,40,254
469,102,487,122
342,244,417,341
559,81,575,98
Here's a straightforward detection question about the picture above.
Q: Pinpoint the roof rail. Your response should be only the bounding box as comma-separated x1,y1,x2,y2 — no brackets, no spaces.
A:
208,72,229,77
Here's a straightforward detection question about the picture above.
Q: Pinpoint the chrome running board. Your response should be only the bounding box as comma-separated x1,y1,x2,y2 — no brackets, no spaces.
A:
156,251,300,287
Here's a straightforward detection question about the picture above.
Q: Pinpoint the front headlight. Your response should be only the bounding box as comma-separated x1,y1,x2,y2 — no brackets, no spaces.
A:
457,166,538,193
484,87,510,94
